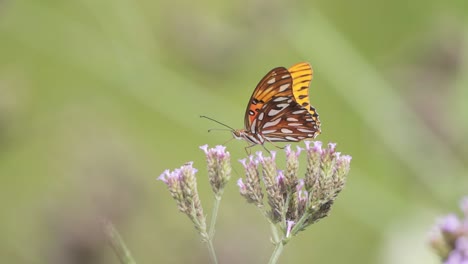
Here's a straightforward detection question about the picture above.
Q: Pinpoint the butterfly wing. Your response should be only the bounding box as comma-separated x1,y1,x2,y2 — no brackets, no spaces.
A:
288,62,321,129
244,67,294,131
256,99,321,142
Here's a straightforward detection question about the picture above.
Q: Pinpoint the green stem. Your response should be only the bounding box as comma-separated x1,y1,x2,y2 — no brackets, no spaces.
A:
269,222,280,244
102,220,137,264
268,241,285,264
208,194,222,239
205,235,219,264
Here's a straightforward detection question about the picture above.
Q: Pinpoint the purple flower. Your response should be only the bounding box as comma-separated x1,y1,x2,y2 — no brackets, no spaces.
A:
327,143,337,153
239,156,257,169
200,145,232,195
445,238,468,264
158,166,186,187
305,141,323,154
276,171,285,185
286,220,295,238
285,145,302,158
296,179,304,192
199,144,209,153
430,197,468,262
237,178,247,194
276,170,286,193
439,214,461,235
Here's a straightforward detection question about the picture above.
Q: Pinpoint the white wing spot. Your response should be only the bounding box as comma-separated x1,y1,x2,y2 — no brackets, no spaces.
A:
307,134,314,137
292,110,306,114
258,112,265,121
263,118,281,128
267,78,276,84
281,128,293,134
277,103,289,108
298,128,315,133
285,136,299,141
288,123,302,126
278,83,290,92
266,137,284,142
287,117,299,122
306,118,314,122
268,109,282,117
262,129,276,134
250,119,257,133
273,97,288,102
281,74,291,79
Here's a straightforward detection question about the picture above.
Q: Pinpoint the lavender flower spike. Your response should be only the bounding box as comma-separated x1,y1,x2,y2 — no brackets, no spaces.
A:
238,156,263,207
158,162,207,238
200,144,232,196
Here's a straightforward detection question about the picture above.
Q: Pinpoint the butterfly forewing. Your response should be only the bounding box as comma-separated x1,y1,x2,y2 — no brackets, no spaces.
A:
244,67,294,130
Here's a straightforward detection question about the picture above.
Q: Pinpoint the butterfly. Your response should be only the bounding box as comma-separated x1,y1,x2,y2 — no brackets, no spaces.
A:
201,62,320,149
232,62,321,146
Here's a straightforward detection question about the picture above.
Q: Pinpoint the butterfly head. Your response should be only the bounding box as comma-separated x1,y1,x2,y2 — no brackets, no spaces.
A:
232,129,245,140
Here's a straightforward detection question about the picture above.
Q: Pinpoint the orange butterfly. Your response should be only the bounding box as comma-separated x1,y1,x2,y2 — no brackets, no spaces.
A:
202,62,320,148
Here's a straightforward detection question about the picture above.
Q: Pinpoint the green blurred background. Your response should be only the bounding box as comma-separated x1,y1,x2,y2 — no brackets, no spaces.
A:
1,0,468,263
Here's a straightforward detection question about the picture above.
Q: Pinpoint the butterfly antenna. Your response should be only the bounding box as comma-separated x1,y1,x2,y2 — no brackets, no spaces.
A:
200,115,236,131
207,128,232,133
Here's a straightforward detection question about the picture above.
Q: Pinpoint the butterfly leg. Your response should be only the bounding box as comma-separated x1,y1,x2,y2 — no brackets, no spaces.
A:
261,144,271,154
265,139,286,150
244,144,257,155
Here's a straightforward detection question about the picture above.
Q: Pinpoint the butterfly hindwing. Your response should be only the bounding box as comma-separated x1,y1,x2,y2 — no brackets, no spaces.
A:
256,98,320,142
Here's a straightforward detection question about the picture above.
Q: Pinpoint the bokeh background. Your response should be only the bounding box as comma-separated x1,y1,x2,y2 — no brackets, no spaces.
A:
1,0,468,263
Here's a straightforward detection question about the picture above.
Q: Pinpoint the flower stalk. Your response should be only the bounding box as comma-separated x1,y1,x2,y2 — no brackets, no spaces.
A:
158,145,233,264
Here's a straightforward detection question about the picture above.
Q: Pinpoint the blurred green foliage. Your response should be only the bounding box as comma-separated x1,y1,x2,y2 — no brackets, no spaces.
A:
0,0,468,263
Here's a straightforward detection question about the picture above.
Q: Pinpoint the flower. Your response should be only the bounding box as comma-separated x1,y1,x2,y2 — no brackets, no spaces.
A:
238,141,352,236
200,145,232,196
286,220,295,238
238,156,263,207
430,197,468,263
158,162,207,239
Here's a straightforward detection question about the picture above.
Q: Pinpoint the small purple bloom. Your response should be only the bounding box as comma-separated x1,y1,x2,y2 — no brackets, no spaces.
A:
456,237,468,254
256,151,264,163
239,158,247,168
296,179,305,192
298,190,308,203
214,145,227,158
439,214,461,234
237,178,247,192
158,168,184,187
285,145,291,155
285,145,302,157
239,156,257,169
158,169,171,183
341,155,352,163
270,151,277,161
305,141,323,153
328,143,337,152
286,220,295,237
276,171,285,184
199,144,209,153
